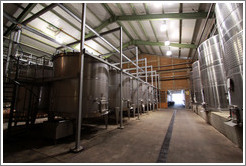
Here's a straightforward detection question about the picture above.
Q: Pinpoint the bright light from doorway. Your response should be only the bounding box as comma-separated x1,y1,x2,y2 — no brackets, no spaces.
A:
172,93,185,105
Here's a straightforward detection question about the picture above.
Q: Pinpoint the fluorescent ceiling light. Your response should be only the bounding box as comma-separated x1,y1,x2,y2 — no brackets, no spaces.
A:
166,50,172,56
165,41,170,46
160,24,167,32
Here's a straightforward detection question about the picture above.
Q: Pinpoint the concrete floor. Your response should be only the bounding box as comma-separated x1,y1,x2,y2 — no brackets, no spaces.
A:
3,109,243,163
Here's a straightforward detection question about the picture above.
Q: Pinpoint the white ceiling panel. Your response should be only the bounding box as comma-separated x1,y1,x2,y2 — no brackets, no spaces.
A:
130,21,146,40
140,20,154,41
163,3,180,13
145,3,163,14
183,3,200,13
107,3,122,16
132,3,146,15
167,20,179,42
180,48,190,58
120,3,132,15
87,3,111,21
20,35,56,54
181,19,196,43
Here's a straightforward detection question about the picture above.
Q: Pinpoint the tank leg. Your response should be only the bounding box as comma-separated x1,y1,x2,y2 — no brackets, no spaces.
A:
104,113,108,129
115,107,119,125
127,108,130,120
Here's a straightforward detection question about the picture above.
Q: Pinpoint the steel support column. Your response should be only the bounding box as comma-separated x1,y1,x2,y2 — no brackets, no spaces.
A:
136,47,140,120
119,26,124,129
71,3,86,153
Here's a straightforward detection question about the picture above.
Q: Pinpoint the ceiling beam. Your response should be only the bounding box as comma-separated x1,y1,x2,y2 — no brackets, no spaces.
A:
117,12,211,21
84,11,212,44
132,40,197,49
4,3,37,36
56,27,121,50
22,3,58,25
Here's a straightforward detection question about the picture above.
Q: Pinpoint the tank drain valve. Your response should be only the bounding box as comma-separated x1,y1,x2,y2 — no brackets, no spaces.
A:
229,105,241,126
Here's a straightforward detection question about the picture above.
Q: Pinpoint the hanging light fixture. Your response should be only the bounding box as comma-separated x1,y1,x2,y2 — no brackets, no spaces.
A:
164,40,170,46
166,50,172,56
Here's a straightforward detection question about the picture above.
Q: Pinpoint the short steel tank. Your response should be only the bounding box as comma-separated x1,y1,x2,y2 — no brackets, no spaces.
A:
50,52,109,118
198,35,228,110
192,61,203,104
108,69,132,110
132,78,142,107
142,83,148,106
148,85,154,109
215,3,243,122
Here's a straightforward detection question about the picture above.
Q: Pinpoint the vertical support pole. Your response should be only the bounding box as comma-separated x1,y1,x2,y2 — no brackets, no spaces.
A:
119,26,124,129
71,3,86,153
151,66,154,111
145,58,149,112
158,74,161,108
155,71,158,110
136,47,140,120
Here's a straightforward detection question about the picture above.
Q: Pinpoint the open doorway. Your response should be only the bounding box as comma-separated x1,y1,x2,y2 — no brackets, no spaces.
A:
167,90,185,108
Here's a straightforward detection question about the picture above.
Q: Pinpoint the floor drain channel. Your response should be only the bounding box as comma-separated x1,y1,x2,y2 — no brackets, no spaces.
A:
157,110,177,163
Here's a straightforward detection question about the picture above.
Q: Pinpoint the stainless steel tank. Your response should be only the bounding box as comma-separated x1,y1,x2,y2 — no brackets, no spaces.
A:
26,65,53,79
215,3,243,122
148,85,153,106
132,78,142,107
198,35,228,110
108,69,132,110
192,61,203,104
50,52,109,118
142,83,148,105
190,71,195,103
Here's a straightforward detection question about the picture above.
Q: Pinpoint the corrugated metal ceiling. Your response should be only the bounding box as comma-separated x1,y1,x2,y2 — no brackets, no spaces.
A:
3,2,215,62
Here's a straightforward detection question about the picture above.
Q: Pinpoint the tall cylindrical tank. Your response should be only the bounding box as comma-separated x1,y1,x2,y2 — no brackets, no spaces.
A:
148,85,153,105
190,71,195,103
142,83,148,105
132,78,142,107
192,61,203,104
198,35,228,110
108,69,132,110
50,52,109,118
215,3,243,121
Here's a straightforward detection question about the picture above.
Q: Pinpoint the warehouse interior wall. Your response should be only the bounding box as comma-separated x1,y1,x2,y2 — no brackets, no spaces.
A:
139,53,191,108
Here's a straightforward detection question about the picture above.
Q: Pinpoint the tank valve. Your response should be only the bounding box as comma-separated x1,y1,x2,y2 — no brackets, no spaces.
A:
229,105,241,125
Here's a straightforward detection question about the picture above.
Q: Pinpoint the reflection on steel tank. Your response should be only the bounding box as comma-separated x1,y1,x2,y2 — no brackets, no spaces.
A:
215,3,243,123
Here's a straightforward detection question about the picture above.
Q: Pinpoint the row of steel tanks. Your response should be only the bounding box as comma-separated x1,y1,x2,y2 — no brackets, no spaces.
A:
190,3,243,125
49,52,158,123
